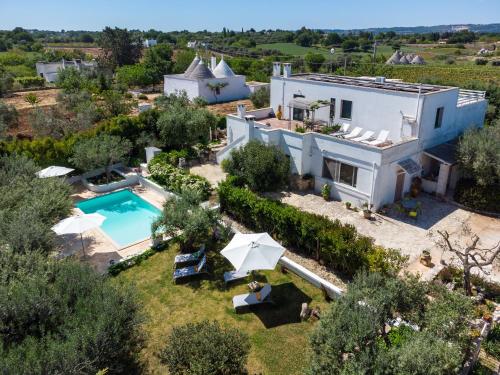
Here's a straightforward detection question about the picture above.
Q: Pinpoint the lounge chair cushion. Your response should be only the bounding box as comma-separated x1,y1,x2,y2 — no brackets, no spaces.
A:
224,270,249,283
233,284,272,308
173,255,207,280
174,244,205,264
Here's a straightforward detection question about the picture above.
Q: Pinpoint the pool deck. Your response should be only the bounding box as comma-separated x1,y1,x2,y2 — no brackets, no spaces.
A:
55,183,166,274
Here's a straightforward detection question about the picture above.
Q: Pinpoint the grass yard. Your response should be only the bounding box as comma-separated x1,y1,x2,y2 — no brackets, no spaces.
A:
111,242,329,375
256,42,334,57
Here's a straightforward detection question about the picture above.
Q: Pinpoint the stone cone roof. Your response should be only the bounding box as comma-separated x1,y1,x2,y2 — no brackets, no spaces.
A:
184,54,201,77
212,56,235,78
188,59,215,80
386,51,401,65
411,55,425,65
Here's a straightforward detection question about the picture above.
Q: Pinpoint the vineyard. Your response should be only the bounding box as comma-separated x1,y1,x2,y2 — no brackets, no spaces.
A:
377,65,499,86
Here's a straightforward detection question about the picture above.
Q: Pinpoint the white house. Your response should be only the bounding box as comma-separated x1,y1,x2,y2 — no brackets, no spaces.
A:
164,54,269,104
35,59,97,83
217,63,487,209
143,39,157,48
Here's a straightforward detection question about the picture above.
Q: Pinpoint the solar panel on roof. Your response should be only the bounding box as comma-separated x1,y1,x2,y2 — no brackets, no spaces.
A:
397,159,421,175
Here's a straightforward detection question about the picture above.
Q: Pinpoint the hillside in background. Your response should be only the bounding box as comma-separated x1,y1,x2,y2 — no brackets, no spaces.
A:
323,23,500,35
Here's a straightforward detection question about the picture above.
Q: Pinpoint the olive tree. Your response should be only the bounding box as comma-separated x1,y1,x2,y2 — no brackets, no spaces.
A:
222,140,290,192
70,134,132,182
457,126,500,186
0,155,72,253
0,249,142,374
309,272,472,375
159,320,250,375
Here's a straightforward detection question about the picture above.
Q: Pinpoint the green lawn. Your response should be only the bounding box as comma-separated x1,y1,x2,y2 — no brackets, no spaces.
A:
256,43,335,57
111,243,329,374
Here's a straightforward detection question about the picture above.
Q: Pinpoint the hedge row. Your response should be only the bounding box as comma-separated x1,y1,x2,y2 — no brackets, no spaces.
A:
454,178,500,214
15,76,45,88
149,155,211,200
218,179,407,278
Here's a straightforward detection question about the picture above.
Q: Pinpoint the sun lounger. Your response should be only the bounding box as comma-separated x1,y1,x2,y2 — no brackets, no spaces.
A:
173,255,207,283
362,130,390,146
344,127,363,139
174,244,205,266
224,270,250,283
331,123,351,136
351,130,375,142
233,284,272,310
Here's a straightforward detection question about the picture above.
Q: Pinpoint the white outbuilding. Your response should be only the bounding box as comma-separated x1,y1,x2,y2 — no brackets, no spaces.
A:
164,54,268,104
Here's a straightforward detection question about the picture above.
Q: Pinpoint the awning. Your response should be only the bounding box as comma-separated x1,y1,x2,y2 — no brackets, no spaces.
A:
424,142,457,165
288,98,314,110
397,159,421,175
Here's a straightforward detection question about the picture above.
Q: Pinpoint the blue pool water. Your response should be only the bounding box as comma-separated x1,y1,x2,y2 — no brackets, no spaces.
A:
77,189,162,247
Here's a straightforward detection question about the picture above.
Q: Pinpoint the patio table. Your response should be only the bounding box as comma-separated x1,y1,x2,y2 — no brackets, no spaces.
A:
401,199,418,211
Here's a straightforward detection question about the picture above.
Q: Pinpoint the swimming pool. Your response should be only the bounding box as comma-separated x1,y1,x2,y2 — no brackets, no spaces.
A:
76,189,162,247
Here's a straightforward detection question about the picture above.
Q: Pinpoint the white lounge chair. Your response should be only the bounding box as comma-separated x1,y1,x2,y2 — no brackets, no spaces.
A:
363,130,390,146
344,127,363,139
224,270,250,283
233,284,272,310
174,244,205,266
331,123,351,136
351,130,375,142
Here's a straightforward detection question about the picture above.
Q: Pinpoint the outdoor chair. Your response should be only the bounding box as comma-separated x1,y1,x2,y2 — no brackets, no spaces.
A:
362,130,390,146
174,244,206,266
344,126,363,139
224,269,250,284
351,130,375,142
233,283,272,311
173,255,207,283
331,123,350,136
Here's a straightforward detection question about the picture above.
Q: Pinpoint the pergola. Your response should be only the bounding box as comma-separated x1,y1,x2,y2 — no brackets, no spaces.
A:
286,98,331,131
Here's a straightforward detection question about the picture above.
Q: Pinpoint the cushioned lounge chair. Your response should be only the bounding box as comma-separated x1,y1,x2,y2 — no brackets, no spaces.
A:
351,130,375,142
174,244,205,266
224,270,250,284
344,127,363,139
173,255,207,283
233,284,272,311
363,130,390,146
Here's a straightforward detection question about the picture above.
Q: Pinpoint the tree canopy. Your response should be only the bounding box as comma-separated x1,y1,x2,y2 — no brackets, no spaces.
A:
98,27,142,69
0,155,72,253
0,249,141,374
309,272,473,375
222,140,290,192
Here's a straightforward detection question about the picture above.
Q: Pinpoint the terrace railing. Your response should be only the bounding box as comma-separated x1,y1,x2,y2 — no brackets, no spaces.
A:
457,89,486,107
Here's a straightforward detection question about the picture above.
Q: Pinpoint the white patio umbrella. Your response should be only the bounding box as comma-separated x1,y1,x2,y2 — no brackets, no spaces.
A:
220,233,285,273
36,166,74,178
51,213,106,258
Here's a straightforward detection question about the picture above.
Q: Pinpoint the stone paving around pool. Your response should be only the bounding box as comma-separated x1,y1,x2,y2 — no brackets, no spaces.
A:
266,191,500,283
55,183,166,274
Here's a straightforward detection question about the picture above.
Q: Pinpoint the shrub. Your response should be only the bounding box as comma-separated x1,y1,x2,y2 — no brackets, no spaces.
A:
151,149,191,167
222,140,290,192
137,93,148,100
15,76,45,88
454,178,500,213
218,181,406,277
149,156,211,199
159,320,250,375
483,324,500,360
475,58,488,65
249,87,270,108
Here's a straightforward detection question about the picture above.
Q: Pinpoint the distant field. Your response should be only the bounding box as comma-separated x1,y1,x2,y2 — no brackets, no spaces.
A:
256,43,334,57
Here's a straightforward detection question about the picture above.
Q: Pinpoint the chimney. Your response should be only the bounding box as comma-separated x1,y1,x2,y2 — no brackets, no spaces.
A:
237,104,246,118
211,56,217,71
272,62,282,77
244,115,256,125
283,63,292,78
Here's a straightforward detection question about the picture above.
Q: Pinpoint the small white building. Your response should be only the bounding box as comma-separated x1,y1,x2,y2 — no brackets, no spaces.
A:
164,54,269,104
143,39,157,48
217,63,487,209
35,59,97,83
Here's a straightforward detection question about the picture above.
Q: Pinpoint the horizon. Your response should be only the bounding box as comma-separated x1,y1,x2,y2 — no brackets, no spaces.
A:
1,0,499,32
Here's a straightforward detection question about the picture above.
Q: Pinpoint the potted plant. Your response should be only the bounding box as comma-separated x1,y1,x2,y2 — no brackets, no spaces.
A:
345,201,352,210
321,184,331,201
419,249,432,267
362,202,372,219
410,176,422,198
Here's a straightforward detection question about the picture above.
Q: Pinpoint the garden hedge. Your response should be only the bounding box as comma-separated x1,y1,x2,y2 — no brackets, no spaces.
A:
149,155,211,200
218,179,406,278
454,178,500,214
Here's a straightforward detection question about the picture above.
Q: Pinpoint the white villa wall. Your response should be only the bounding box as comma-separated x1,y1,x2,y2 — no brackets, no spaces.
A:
164,76,200,99
164,75,250,104
270,77,422,143
197,76,250,104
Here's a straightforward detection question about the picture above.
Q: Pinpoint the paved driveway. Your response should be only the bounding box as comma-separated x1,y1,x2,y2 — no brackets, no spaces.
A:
268,191,500,282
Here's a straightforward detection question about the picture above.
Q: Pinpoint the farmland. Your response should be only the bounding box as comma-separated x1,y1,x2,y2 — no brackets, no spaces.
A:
256,43,335,57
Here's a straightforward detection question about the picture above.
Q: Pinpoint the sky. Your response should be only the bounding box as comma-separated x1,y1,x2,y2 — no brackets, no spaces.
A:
1,0,499,32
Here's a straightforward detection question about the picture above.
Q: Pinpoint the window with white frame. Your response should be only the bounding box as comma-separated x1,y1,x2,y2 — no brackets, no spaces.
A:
322,157,358,187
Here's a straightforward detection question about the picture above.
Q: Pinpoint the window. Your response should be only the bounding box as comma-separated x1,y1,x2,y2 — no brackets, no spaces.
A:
215,87,221,95
434,107,444,128
329,98,336,120
293,93,305,98
322,157,358,187
340,100,353,119
293,107,304,121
